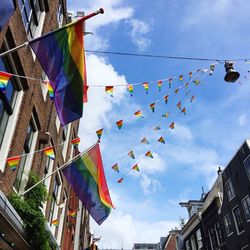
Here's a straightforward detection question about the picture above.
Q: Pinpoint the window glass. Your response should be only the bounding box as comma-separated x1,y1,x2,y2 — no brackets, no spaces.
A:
225,179,235,201
196,229,203,249
242,196,250,222
232,206,244,234
224,214,234,236
244,156,250,180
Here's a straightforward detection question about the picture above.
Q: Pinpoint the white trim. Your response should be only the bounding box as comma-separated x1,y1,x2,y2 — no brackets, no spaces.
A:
232,205,245,235
223,213,234,236
241,245,249,250
225,178,235,201
74,201,83,250
62,123,72,161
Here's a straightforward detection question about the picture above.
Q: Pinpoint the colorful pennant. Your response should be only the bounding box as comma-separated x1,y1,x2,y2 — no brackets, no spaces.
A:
6,156,21,171
105,86,114,97
132,164,139,172
162,112,169,118
157,80,162,91
179,75,183,81
181,107,186,114
112,163,119,173
175,88,180,94
141,137,149,144
145,151,153,158
46,81,54,100
185,82,189,89
96,128,104,140
142,82,149,94
188,72,192,79
149,103,155,113
52,219,59,226
128,150,135,159
43,146,55,160
127,84,133,96
158,136,165,144
193,80,200,85
69,210,77,217
134,110,143,118
116,120,123,129
117,178,124,183
176,101,181,110
0,71,12,92
164,95,169,104
168,78,173,88
71,137,80,148
191,95,195,102
169,122,175,129
154,126,161,131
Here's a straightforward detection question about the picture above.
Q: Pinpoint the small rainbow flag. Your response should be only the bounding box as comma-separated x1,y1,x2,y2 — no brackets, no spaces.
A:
127,84,133,96
116,120,123,129
158,136,165,144
169,122,175,129
168,78,173,88
191,95,195,102
141,137,149,144
142,82,149,94
71,137,80,148
188,72,192,79
43,146,55,160
52,219,59,226
112,163,119,173
185,82,189,89
117,178,124,183
134,110,143,118
96,128,103,140
157,80,162,91
154,126,161,131
145,151,153,158
149,103,155,113
46,81,54,100
179,75,183,81
186,90,191,96
105,86,114,97
164,95,169,104
69,210,77,217
193,80,200,85
0,71,12,92
128,150,135,159
181,107,186,115
162,112,169,118
177,101,181,110
132,164,139,172
175,88,180,94
6,156,21,171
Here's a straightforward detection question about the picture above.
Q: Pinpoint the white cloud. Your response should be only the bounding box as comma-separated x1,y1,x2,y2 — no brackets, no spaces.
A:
238,114,247,127
169,123,193,141
140,174,162,194
126,19,151,51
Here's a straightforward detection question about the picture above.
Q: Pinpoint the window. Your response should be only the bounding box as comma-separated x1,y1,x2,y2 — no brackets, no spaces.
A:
242,196,250,222
232,206,244,234
190,235,197,250
224,213,234,236
185,240,191,250
57,2,64,28
14,114,38,192
62,124,71,160
196,229,203,249
243,155,250,181
225,179,235,201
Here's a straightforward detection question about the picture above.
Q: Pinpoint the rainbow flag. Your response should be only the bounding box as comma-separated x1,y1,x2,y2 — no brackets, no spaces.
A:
177,101,181,110
62,143,114,225
132,164,139,172
162,112,169,118
96,129,103,140
134,110,143,118
157,80,162,92
112,163,119,173
127,84,133,96
45,81,54,100
149,103,155,113
181,107,186,114
43,146,55,160
193,80,200,85
169,122,175,129
29,18,87,126
69,210,77,217
168,78,173,88
71,137,80,148
191,95,195,102
6,156,21,171
0,71,12,92
105,86,114,97
145,151,153,158
116,120,123,129
142,82,149,94
117,178,124,183
164,95,169,104
128,150,135,159
188,72,192,79
179,75,183,81
52,219,59,226
153,126,161,131
158,136,165,144
185,82,189,89
0,1,14,31
175,88,180,94
141,137,149,145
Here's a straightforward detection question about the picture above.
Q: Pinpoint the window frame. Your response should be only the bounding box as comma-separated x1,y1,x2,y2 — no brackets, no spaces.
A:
241,195,250,222
225,178,235,201
232,205,245,235
223,213,234,236
243,155,250,181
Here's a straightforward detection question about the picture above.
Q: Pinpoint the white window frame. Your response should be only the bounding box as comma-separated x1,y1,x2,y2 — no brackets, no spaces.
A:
232,205,245,235
62,123,71,161
223,213,234,237
241,195,250,222
196,229,203,249
243,155,250,181
225,178,235,201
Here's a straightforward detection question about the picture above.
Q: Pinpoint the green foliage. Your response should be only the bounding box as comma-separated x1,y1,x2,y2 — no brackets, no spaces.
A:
9,173,55,250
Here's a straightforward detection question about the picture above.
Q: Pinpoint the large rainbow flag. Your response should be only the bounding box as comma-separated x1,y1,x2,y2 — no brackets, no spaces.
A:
62,143,114,225
29,19,87,126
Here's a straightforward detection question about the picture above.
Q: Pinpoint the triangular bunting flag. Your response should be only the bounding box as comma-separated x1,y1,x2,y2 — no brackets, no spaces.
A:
154,126,161,131
43,146,55,160
145,151,153,158
181,108,186,114
190,95,195,102
69,210,77,218
157,80,162,91
185,82,189,89
134,110,143,118
188,72,192,79
45,81,54,100
132,164,139,172
112,163,119,173
175,88,180,94
127,84,133,96
169,122,175,129
164,95,169,104
193,80,200,85
117,178,124,183
162,112,169,118
176,101,181,110
179,75,183,81
0,71,12,92
6,156,21,171
116,120,123,129
158,136,165,144
149,103,155,113
142,82,149,94
168,78,173,88
128,150,135,159
52,219,59,226
71,137,80,148
141,137,149,144
96,128,104,140
105,86,114,97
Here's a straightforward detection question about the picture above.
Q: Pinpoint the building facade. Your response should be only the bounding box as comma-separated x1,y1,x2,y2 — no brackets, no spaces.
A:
0,1,90,249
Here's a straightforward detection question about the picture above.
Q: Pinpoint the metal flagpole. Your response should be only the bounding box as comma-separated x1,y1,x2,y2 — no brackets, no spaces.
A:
20,142,98,196
0,8,104,58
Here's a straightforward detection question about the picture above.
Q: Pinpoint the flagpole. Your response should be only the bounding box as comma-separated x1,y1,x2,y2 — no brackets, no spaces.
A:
0,8,104,58
20,142,98,197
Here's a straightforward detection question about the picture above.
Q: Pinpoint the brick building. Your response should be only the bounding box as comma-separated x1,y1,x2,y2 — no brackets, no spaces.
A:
0,1,90,249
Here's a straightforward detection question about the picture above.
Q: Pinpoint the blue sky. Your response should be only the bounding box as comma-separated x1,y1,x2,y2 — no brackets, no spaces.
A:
68,0,250,248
